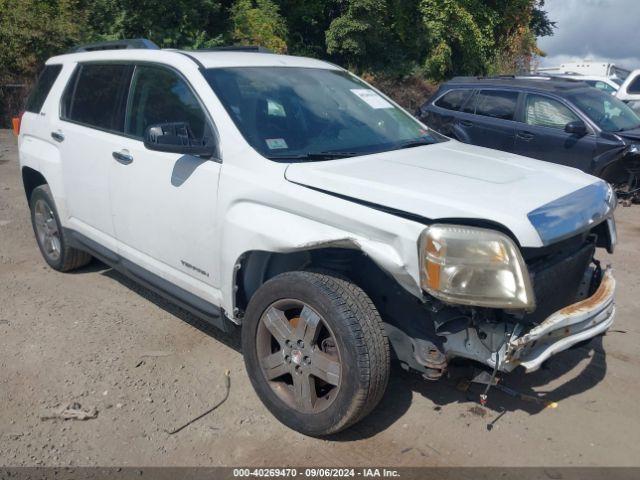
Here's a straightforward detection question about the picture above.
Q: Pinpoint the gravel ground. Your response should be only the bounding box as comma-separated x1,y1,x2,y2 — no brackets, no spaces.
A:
1,129,640,467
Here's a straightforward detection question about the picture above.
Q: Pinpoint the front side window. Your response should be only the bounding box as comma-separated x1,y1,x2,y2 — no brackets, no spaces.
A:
435,89,472,111
62,64,133,132
474,90,519,121
25,65,63,113
567,88,640,132
203,67,441,160
525,94,579,129
125,66,209,140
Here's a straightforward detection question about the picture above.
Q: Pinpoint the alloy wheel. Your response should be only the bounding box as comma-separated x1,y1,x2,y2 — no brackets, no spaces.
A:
256,299,342,414
33,199,61,262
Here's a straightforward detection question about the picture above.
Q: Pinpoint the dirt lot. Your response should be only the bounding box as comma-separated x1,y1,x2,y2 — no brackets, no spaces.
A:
1,129,640,467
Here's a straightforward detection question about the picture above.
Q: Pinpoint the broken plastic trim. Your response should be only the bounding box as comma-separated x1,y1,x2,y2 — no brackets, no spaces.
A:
505,268,615,372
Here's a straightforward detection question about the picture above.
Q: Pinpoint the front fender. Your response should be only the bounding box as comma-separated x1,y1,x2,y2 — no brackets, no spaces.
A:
219,200,425,317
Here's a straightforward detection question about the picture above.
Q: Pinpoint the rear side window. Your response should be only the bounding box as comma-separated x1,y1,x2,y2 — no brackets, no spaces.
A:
628,76,640,94
434,89,472,111
474,90,518,120
125,65,208,140
25,65,63,113
62,64,133,132
525,94,578,129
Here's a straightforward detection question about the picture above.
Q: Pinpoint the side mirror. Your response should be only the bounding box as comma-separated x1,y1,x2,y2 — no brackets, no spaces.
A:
564,120,587,136
144,122,215,157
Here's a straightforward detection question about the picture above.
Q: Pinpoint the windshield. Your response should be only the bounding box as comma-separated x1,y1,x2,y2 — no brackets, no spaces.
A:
203,67,441,160
568,88,640,132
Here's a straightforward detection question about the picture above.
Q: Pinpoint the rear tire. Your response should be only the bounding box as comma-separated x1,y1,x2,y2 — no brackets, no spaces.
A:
30,185,92,272
242,271,390,436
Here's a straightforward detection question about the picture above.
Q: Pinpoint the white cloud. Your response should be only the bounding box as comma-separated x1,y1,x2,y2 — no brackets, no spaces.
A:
537,0,640,69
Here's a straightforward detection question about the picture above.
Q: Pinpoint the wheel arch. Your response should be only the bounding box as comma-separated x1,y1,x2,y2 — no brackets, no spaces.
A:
232,245,418,322
22,166,48,203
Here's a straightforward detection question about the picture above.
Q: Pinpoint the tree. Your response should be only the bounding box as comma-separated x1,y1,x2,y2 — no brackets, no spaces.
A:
229,0,288,53
82,0,225,49
0,0,85,82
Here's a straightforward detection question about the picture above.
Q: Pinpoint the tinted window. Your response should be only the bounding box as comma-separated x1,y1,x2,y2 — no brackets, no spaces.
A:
435,89,471,111
461,91,477,114
628,76,640,94
125,66,208,140
63,64,133,132
525,94,578,129
474,90,518,120
25,65,63,113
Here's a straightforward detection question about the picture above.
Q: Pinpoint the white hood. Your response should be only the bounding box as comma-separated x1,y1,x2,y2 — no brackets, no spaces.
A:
285,140,607,248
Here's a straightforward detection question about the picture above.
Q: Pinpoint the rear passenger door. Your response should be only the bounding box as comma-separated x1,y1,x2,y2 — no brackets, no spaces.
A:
56,63,134,249
109,64,222,302
460,89,520,152
514,93,596,169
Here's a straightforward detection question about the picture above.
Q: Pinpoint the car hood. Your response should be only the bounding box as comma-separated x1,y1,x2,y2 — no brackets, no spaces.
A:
617,127,640,142
284,141,612,248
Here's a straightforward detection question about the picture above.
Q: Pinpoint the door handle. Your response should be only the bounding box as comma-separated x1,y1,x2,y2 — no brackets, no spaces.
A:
459,120,473,127
51,131,64,142
112,150,133,165
517,131,534,141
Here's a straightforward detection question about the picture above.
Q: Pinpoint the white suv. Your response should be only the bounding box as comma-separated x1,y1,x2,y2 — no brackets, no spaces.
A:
16,39,618,436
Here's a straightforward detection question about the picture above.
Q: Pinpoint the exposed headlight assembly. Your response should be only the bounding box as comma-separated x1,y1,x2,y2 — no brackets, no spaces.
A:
419,224,535,310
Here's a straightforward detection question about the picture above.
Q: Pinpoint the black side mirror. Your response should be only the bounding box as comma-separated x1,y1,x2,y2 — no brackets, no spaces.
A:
564,120,587,136
144,122,215,157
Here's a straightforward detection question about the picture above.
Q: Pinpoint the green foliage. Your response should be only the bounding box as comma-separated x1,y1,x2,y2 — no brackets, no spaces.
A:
325,0,390,70
420,0,493,80
230,0,288,53
0,0,555,124
82,0,225,49
0,0,85,81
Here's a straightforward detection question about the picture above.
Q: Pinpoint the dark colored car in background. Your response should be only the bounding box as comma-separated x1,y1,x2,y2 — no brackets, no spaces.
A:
417,76,640,202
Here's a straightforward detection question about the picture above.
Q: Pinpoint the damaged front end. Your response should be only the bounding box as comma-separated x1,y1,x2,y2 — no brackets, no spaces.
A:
438,257,615,374
387,181,617,380
599,143,640,205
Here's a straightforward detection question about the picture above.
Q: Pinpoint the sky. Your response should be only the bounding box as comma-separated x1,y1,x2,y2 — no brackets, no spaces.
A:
537,0,640,69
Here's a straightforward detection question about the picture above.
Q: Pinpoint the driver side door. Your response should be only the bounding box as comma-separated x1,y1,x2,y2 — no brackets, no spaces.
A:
513,93,596,171
109,64,223,305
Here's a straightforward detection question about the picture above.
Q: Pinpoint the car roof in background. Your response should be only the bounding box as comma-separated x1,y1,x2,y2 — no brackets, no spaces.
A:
443,76,592,94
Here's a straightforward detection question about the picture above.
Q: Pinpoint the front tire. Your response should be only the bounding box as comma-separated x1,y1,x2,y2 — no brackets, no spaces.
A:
30,185,92,272
242,271,390,436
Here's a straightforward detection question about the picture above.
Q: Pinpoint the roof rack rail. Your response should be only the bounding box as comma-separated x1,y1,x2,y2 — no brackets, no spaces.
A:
68,38,159,53
186,45,273,53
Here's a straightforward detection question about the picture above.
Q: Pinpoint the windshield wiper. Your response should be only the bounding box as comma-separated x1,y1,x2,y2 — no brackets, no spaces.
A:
395,138,435,150
619,124,640,132
267,151,359,161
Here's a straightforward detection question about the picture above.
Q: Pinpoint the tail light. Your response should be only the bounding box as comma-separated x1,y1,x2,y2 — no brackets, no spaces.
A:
12,111,24,136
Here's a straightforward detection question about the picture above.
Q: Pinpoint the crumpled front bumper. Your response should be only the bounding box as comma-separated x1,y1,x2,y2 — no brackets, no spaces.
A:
503,268,616,372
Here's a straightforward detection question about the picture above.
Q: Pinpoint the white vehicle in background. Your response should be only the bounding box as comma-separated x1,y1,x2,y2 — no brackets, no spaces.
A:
616,69,640,112
551,74,620,94
537,61,631,87
538,61,640,112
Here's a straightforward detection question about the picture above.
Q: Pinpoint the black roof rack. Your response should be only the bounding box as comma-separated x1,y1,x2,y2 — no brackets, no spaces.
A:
185,45,273,53
68,38,159,53
446,75,590,92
